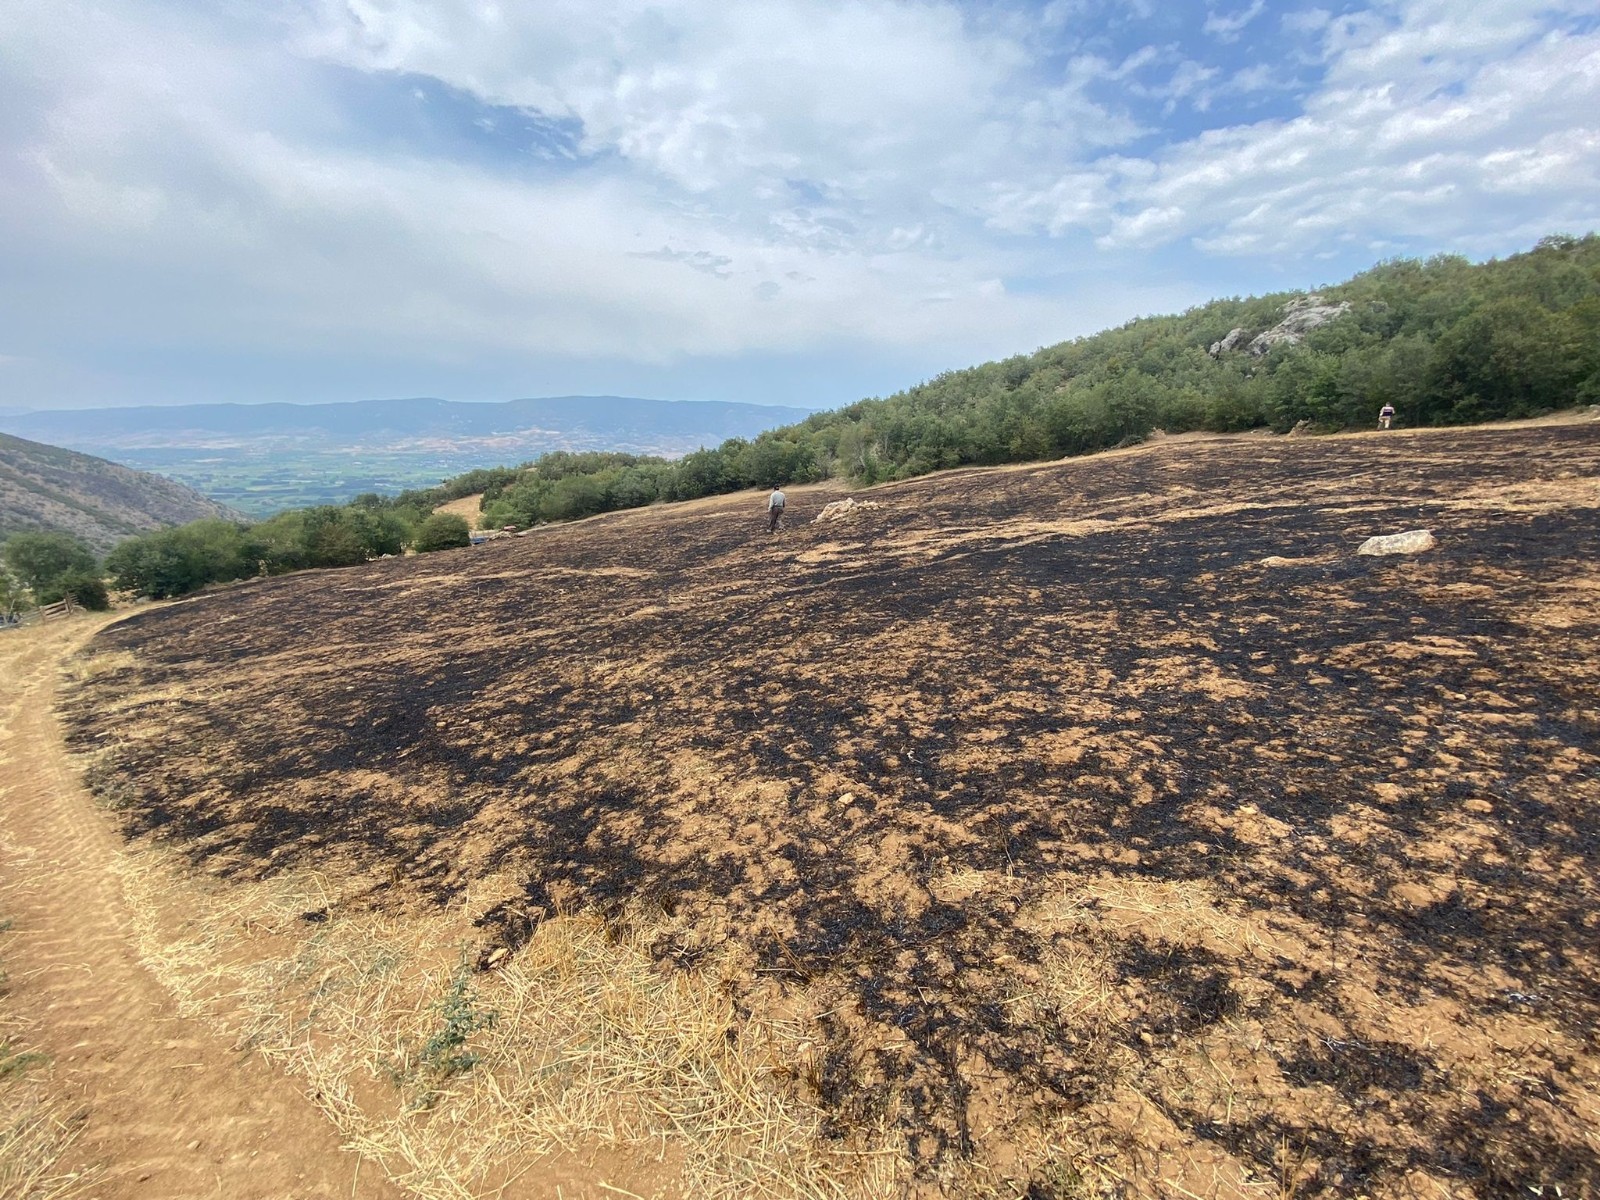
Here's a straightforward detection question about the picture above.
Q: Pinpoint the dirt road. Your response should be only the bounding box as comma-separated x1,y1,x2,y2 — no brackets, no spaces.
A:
0,614,402,1199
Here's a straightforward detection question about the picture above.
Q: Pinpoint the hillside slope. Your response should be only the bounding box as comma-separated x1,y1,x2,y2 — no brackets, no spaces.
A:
340,235,1600,537
0,432,239,552
66,421,1600,1197
771,232,1600,479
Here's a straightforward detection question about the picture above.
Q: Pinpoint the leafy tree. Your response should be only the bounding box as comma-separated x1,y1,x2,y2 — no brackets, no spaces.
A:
0,567,30,616
3,532,97,594
663,447,734,501
302,506,369,568
540,474,609,522
480,475,551,529
105,520,255,599
413,513,471,552
609,463,667,509
348,508,412,558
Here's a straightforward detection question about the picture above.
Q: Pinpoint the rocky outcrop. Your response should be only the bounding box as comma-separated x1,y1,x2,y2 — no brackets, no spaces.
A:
1208,327,1252,356
1248,295,1352,354
1209,294,1352,358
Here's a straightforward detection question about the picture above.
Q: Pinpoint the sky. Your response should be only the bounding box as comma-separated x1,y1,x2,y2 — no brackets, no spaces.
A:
1,0,1597,412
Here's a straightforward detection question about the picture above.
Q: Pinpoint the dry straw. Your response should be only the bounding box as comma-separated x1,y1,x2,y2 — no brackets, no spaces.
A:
113,850,902,1200
0,1093,95,1200
1,922,97,1200
0,844,97,1200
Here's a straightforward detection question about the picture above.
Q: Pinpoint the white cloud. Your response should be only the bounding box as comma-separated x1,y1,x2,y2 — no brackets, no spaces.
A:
294,0,1135,233
1204,0,1267,43
1162,60,1222,109
1,0,1596,409
2,0,1157,383
1009,1,1600,255
1282,9,1333,37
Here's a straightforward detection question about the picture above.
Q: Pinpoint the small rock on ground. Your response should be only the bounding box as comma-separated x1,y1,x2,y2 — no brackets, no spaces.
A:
1357,529,1436,556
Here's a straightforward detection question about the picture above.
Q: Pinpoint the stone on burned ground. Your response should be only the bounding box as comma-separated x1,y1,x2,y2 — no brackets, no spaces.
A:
812,497,881,523
1357,529,1436,556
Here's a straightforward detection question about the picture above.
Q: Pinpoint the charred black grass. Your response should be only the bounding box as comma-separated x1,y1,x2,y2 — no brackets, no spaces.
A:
61,425,1600,1191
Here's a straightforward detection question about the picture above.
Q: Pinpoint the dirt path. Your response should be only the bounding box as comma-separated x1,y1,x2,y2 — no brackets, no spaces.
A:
0,615,403,1199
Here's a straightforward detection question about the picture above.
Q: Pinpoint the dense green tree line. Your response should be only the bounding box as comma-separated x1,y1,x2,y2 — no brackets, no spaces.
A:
90,233,1600,600
102,504,420,599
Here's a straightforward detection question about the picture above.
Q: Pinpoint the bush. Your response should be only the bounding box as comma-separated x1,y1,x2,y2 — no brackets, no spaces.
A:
413,513,471,552
50,570,110,611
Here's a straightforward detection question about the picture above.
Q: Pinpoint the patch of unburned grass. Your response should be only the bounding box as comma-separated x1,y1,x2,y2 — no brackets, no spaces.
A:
0,1095,93,1200
114,852,902,1200
60,650,136,685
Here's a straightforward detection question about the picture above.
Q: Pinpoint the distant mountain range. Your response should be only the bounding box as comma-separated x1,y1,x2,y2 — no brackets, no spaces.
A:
0,433,241,553
0,396,814,450
0,395,817,516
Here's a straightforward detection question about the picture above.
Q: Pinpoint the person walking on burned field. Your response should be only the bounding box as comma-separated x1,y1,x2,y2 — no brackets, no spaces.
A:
767,486,787,533
1379,403,1396,430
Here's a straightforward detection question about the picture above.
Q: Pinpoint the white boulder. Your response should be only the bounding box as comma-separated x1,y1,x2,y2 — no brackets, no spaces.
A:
1357,530,1436,556
813,498,881,523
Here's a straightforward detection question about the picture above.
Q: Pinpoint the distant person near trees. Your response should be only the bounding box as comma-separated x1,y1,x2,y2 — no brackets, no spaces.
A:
767,487,787,533
1378,403,1396,430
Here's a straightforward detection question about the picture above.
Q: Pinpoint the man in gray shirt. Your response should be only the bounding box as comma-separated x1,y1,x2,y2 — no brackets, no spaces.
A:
767,487,786,533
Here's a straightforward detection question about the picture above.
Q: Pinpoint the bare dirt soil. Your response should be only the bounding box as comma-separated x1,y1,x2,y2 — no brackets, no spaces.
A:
0,615,401,1199
62,423,1600,1197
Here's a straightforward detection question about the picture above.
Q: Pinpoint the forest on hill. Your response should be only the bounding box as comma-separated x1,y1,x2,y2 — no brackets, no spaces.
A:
76,233,1600,600
457,232,1600,528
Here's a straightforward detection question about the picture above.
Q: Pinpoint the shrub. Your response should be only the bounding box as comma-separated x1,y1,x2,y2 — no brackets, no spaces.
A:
44,570,110,611
413,513,471,552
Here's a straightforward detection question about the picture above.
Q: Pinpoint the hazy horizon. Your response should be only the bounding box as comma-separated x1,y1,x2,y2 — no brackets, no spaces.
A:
0,393,820,415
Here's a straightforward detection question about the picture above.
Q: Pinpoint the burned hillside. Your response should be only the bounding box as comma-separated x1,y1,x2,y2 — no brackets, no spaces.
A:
65,423,1600,1197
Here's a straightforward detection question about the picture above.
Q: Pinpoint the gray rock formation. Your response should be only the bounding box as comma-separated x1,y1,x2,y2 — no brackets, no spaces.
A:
1247,295,1351,355
1208,327,1251,357
1209,294,1353,358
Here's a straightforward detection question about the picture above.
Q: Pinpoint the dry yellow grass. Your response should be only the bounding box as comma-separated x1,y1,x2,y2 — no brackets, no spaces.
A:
58,423,1600,1196
434,495,484,528
0,1091,94,1200
112,851,902,1200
